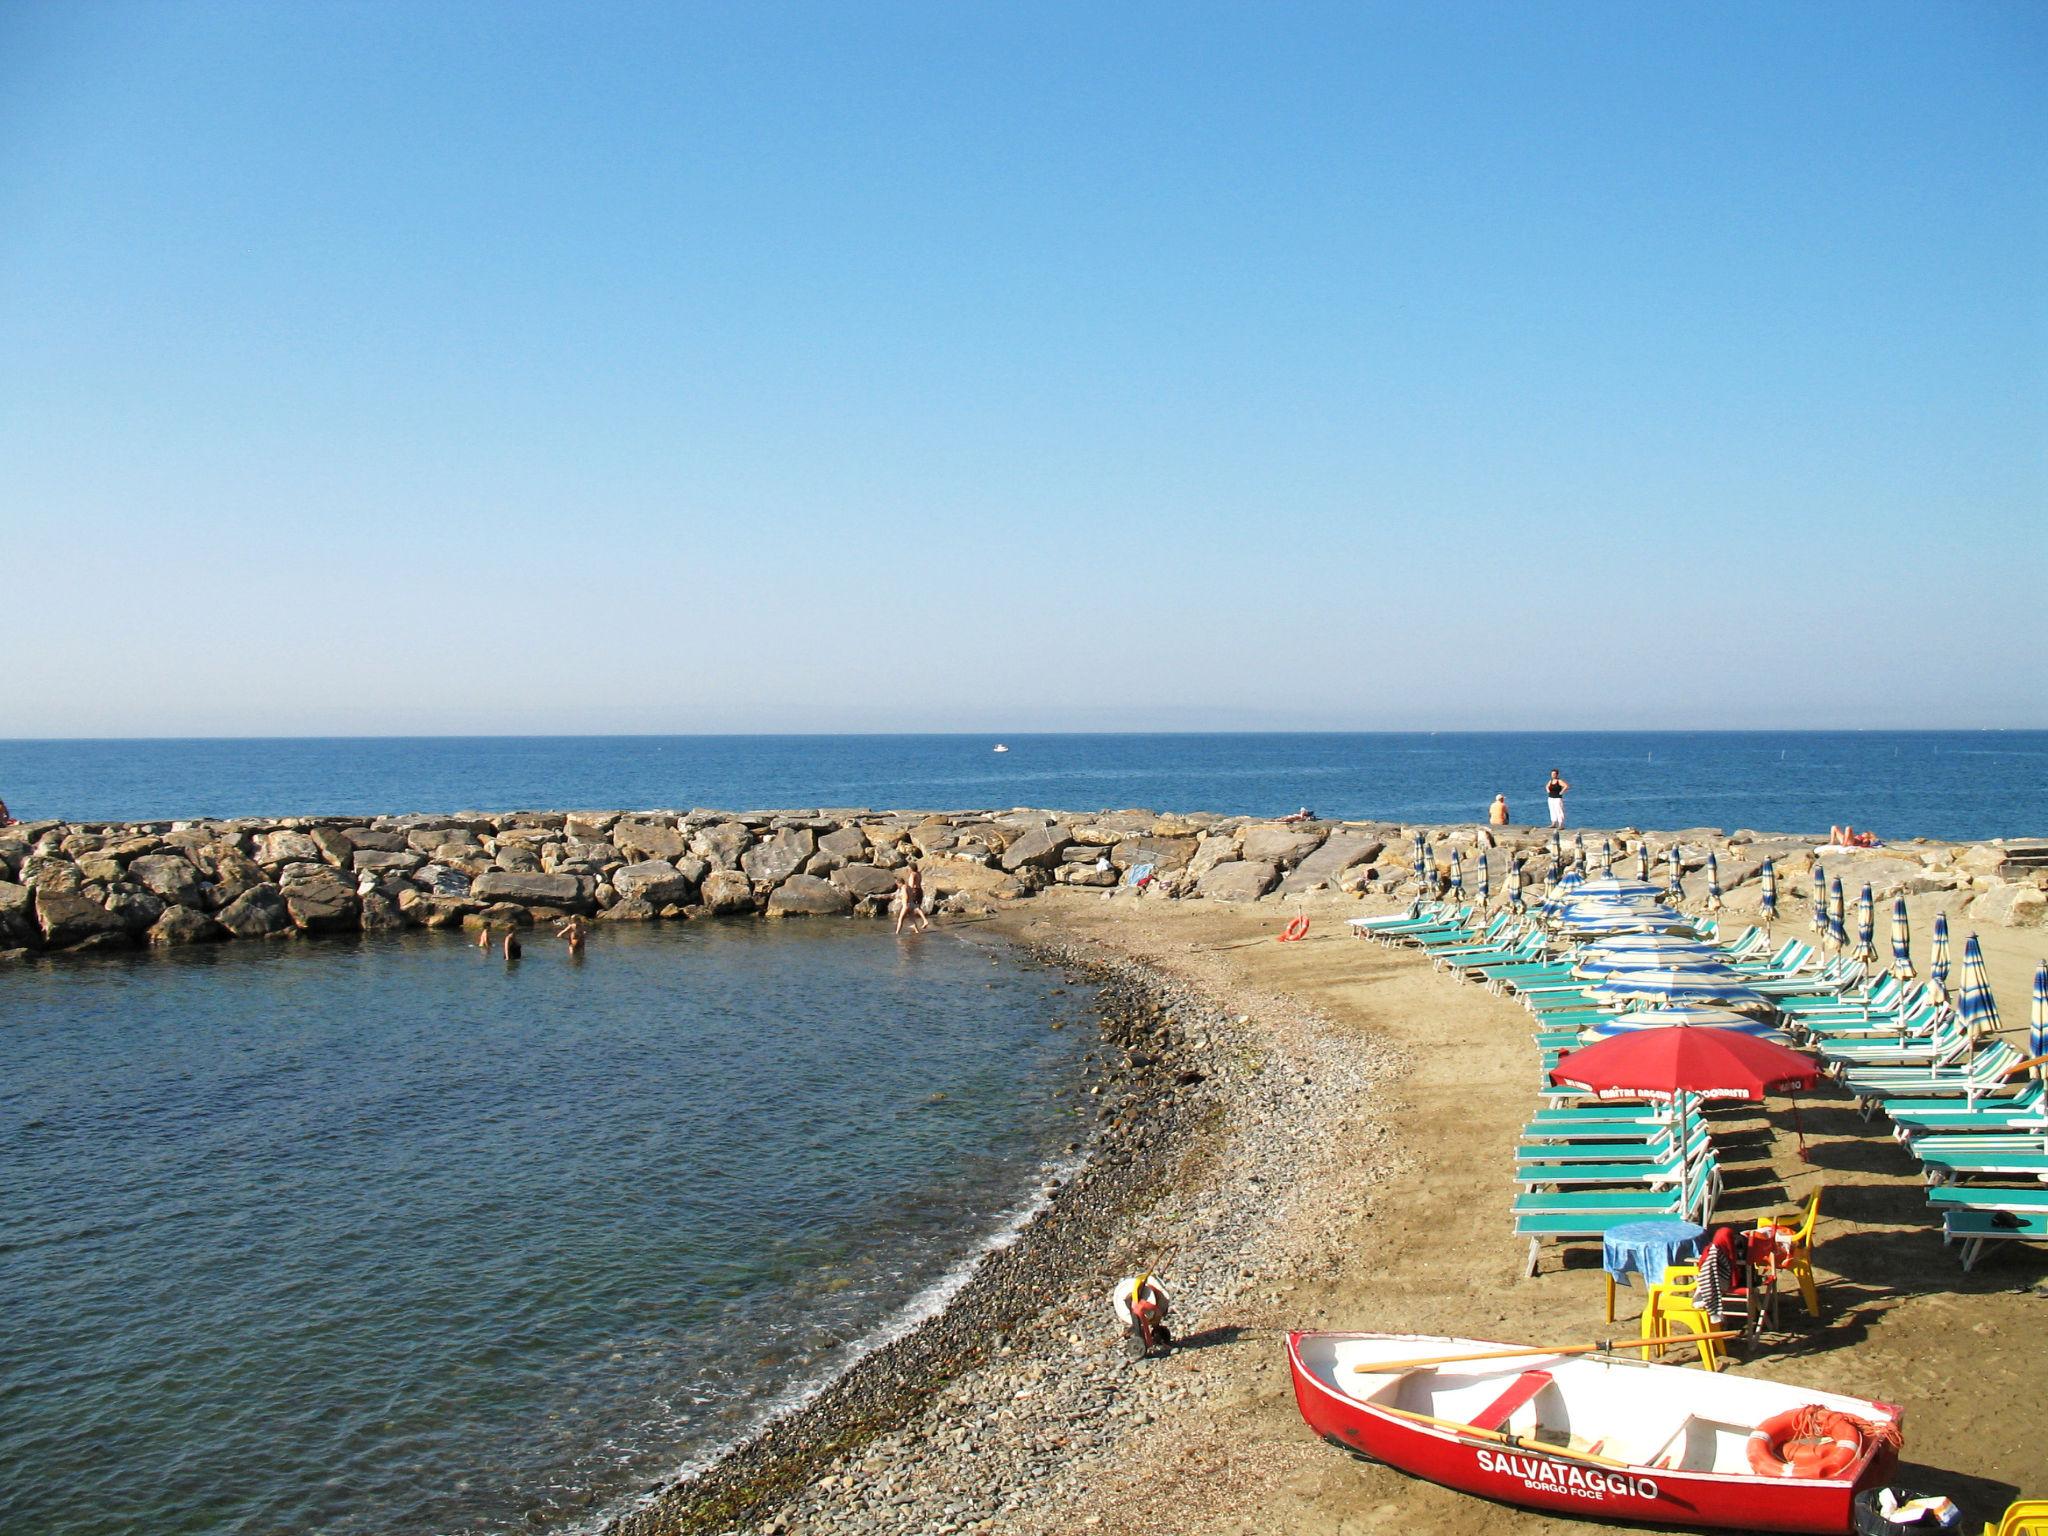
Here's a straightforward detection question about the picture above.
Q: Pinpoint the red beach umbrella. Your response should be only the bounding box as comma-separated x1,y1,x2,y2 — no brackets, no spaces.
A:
1549,1026,1820,1103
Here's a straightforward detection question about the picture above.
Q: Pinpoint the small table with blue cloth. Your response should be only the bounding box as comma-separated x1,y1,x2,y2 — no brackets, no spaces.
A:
1602,1218,1707,1321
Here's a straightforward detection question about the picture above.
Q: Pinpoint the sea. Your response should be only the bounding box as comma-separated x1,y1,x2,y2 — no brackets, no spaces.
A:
3,730,2044,840
2,731,2043,1536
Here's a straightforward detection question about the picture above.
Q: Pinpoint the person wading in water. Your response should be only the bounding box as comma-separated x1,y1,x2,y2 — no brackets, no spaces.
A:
892,864,929,935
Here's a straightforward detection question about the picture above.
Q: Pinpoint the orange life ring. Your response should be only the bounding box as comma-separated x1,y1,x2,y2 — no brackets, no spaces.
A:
1278,916,1310,943
1745,1406,1864,1479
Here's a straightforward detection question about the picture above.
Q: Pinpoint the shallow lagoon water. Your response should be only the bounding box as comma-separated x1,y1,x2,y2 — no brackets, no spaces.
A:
0,923,1092,1536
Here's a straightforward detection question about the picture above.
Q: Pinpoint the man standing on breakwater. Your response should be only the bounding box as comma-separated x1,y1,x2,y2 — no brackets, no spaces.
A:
1546,769,1569,828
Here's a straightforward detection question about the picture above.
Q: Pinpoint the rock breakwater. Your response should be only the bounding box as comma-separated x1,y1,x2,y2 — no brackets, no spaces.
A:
2,807,2042,961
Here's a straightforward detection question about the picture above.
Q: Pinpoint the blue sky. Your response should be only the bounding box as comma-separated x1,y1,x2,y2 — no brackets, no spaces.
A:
2,2,2041,736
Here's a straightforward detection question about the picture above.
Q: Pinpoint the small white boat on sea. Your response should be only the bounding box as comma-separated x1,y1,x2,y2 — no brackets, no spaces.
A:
992,743,1009,753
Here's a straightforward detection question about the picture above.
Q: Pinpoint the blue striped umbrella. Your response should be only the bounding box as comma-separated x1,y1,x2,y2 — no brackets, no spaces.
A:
1853,884,1876,963
1930,911,1952,999
1447,847,1464,898
1810,868,1828,934
1889,896,1914,980
1550,828,1563,869
1584,1005,1787,1040
1589,967,1773,1013
1706,851,1723,912
1827,877,1847,951
1635,842,1651,881
1666,846,1685,904
1956,933,2000,1041
1506,857,1524,913
2030,960,2046,1080
1760,859,1778,922
1476,849,1491,904
1574,833,1587,871
1600,837,1614,875
1411,831,1427,887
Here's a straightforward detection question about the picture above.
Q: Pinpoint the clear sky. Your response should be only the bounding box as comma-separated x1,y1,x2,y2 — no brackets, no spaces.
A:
2,2,2041,737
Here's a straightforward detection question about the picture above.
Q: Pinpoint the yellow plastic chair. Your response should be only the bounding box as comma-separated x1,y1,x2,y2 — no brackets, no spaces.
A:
1638,1263,1723,1371
1986,1498,2048,1536
1755,1185,1823,1317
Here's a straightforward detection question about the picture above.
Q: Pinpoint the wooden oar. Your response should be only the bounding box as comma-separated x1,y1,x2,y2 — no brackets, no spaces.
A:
1372,1403,1638,1469
1354,1331,1742,1375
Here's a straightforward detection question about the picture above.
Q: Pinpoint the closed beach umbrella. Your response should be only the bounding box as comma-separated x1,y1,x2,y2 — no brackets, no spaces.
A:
1760,859,1778,923
1601,837,1614,875
1447,847,1464,898
1506,857,1525,913
1810,868,1828,934
1827,877,1847,952
1411,830,1427,886
1635,842,1651,881
1930,911,1952,1000
1889,896,1914,980
1956,933,2000,1041
1575,833,1587,871
1477,849,1491,904
2030,960,2047,1081
1550,828,1563,868
1583,1005,1786,1040
1589,967,1773,1014
1705,851,1723,912
1853,884,1877,964
1666,846,1685,905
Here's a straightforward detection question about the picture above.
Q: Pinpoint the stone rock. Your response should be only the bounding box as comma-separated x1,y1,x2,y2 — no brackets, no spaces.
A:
256,830,324,866
104,886,167,932
358,892,406,931
1187,834,1241,880
402,892,477,929
699,869,757,915
817,825,869,860
1109,836,1199,873
830,863,900,899
999,824,1071,872
1196,861,1279,902
353,849,424,875
35,888,129,949
1239,826,1327,866
407,826,480,854
340,826,409,853
1808,853,1933,898
742,828,815,884
126,853,206,908
217,884,291,937
205,850,268,906
767,874,854,917
0,881,36,948
1956,844,2007,874
1969,884,2047,928
470,871,589,910
76,854,125,885
1056,865,1120,887
308,827,355,866
693,822,754,870
20,855,83,894
414,864,472,897
150,905,224,945
598,896,659,922
611,860,699,907
564,812,619,842
492,843,544,873
613,819,688,863
283,871,362,933
1280,834,1387,895
921,862,1025,903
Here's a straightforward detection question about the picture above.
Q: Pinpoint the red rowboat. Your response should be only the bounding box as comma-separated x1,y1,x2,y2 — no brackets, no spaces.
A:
1288,1331,1902,1534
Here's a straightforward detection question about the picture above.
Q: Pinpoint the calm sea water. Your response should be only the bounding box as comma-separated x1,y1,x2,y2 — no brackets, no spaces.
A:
2,731,2044,840
0,924,1092,1536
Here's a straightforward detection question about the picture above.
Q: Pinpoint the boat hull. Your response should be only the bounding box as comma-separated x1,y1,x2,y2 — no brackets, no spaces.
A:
1288,1332,1899,1535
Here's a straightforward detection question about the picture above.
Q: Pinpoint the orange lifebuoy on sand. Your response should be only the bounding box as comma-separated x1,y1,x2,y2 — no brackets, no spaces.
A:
1278,916,1310,943
1745,1405,1865,1480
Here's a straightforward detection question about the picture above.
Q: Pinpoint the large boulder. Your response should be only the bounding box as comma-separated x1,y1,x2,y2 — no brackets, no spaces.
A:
216,884,291,937
1000,824,1071,872
830,864,900,899
127,853,206,908
1110,836,1199,874
150,905,224,945
1187,833,1242,880
256,830,324,866
36,888,131,949
767,875,854,917
338,826,409,853
699,869,757,915
1240,825,1327,867
103,886,167,933
282,870,362,934
1809,852,1939,898
0,881,36,948
352,849,424,875
308,827,354,865
611,860,699,907
1281,833,1387,895
470,871,589,910
1197,861,1279,902
742,828,815,884
1969,884,2047,929
817,825,869,861
693,822,754,870
613,819,688,862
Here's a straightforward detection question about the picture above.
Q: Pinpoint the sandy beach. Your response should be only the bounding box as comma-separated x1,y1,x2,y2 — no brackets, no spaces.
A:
613,881,2045,1536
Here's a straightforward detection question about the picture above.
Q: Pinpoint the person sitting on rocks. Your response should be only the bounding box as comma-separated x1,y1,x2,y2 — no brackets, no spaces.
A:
0,798,14,827
1488,793,1510,826
1111,1272,1173,1358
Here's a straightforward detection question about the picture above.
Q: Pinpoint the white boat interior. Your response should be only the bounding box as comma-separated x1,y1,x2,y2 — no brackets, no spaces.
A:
1299,1334,1894,1478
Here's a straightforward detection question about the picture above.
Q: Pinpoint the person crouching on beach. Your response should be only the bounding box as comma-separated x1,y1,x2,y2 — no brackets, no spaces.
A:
1488,793,1510,826
1111,1272,1173,1359
1545,769,1569,828
892,864,929,935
